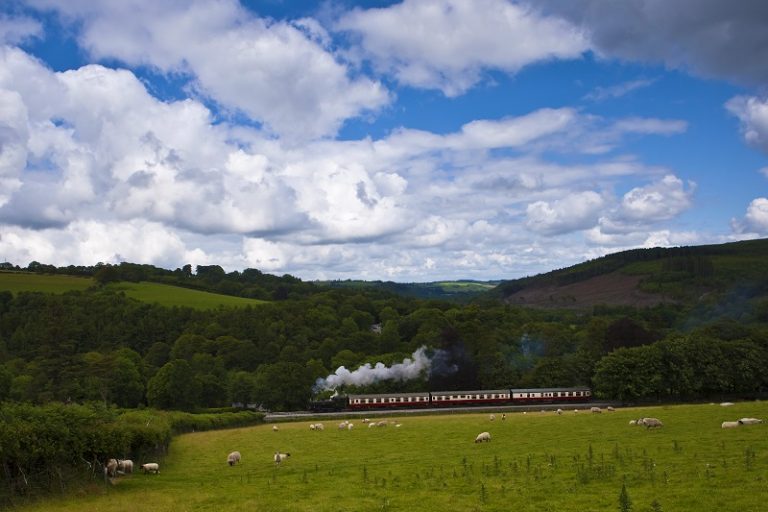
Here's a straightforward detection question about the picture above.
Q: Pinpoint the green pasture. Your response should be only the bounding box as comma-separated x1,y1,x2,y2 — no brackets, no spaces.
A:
0,272,93,294
104,282,267,310
19,402,768,511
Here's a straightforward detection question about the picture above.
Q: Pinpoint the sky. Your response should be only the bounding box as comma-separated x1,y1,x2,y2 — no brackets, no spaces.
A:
0,0,767,282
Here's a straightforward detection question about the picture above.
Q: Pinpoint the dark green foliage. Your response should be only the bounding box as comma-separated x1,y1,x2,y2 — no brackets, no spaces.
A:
619,483,632,512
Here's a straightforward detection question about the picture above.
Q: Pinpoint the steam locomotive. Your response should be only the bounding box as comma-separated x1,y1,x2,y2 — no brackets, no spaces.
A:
308,386,592,412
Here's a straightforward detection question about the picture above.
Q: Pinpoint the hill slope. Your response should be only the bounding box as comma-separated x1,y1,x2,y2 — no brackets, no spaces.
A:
494,238,768,310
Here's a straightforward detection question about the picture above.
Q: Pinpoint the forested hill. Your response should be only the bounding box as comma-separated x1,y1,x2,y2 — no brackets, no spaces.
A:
494,238,768,310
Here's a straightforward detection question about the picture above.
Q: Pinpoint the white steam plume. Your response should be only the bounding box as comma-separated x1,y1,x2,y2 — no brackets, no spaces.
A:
315,346,432,391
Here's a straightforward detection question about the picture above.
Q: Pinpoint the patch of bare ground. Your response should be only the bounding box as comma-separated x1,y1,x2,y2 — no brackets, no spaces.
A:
505,271,672,309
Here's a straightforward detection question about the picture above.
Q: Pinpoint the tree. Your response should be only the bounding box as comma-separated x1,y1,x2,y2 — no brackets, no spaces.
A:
252,362,313,410
147,359,200,410
0,364,11,401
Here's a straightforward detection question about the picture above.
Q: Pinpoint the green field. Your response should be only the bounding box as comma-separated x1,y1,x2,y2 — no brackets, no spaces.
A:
104,282,267,309
0,272,93,294
19,402,768,511
0,272,266,309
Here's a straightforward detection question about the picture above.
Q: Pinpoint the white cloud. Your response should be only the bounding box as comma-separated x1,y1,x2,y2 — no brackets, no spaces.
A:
337,0,587,95
583,78,657,101
0,15,42,44
525,190,604,235
726,95,768,154
617,174,695,222
732,197,768,235
27,0,389,140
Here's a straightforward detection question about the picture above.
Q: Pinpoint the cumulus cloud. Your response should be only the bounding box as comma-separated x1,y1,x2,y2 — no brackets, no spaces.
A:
732,197,768,235
539,0,768,86
26,0,389,140
617,175,695,223
525,191,604,235
337,0,587,95
726,95,768,154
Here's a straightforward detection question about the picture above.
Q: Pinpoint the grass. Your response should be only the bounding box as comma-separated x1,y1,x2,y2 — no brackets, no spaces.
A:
0,272,266,310
104,282,268,310
0,272,93,294
16,401,768,511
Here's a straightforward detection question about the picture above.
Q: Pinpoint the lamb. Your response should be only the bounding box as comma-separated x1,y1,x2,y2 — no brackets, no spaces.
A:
738,418,764,425
474,431,491,443
721,421,740,429
117,459,133,474
274,452,290,464
140,463,160,474
227,451,241,466
590,406,602,413
105,458,118,477
642,418,663,429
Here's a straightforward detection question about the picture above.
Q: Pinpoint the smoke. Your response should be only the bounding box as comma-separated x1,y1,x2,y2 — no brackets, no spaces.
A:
314,346,451,392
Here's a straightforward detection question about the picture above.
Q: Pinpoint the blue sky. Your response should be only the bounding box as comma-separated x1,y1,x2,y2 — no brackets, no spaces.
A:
0,0,766,281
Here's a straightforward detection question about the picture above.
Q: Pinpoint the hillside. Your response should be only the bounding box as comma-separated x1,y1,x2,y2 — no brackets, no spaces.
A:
495,238,768,310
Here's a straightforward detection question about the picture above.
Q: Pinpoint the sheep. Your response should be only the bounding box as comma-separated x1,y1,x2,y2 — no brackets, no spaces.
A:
272,425,279,431
489,413,496,421
556,409,563,415
227,451,241,466
642,418,663,429
117,459,133,474
140,463,160,474
347,423,354,430
474,431,491,443
629,420,637,426
590,406,602,414
338,421,349,430
720,402,734,407
606,406,615,412
501,413,506,421
105,458,118,477
721,421,740,429
376,420,389,427
274,452,290,464
309,423,316,430
368,422,376,428
738,418,764,425
362,418,370,423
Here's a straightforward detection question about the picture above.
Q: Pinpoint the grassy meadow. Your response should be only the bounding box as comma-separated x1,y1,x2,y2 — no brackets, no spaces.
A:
104,282,267,310
17,401,768,512
0,272,93,294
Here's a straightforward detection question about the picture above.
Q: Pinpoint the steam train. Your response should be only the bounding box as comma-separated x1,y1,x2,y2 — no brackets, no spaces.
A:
308,386,592,412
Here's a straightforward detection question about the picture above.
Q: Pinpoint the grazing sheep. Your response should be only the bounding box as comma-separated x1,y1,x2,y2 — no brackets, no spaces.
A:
377,420,389,427
272,425,279,431
590,406,602,414
738,418,763,425
140,463,160,474
474,431,491,443
720,402,734,407
227,451,241,466
105,458,118,477
274,452,290,464
721,421,740,429
629,420,637,426
368,422,376,428
362,418,370,423
395,423,402,427
642,418,663,429
117,459,133,474
309,423,316,430
347,423,354,430
338,421,349,430
573,409,578,414
607,406,615,412
556,409,563,415
489,413,496,421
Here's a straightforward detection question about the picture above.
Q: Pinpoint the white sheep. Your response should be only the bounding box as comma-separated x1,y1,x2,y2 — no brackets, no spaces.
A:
629,420,637,426
720,402,734,407
362,418,370,423
272,425,279,431
309,423,316,430
140,463,160,474
117,459,133,474
347,423,354,430
338,421,349,430
475,431,491,443
227,451,241,466
489,413,496,421
590,406,602,414
368,422,376,428
606,406,615,412
642,417,663,429
274,452,290,464
721,421,740,429
376,420,389,427
105,458,118,477
738,417,763,425
556,409,563,415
